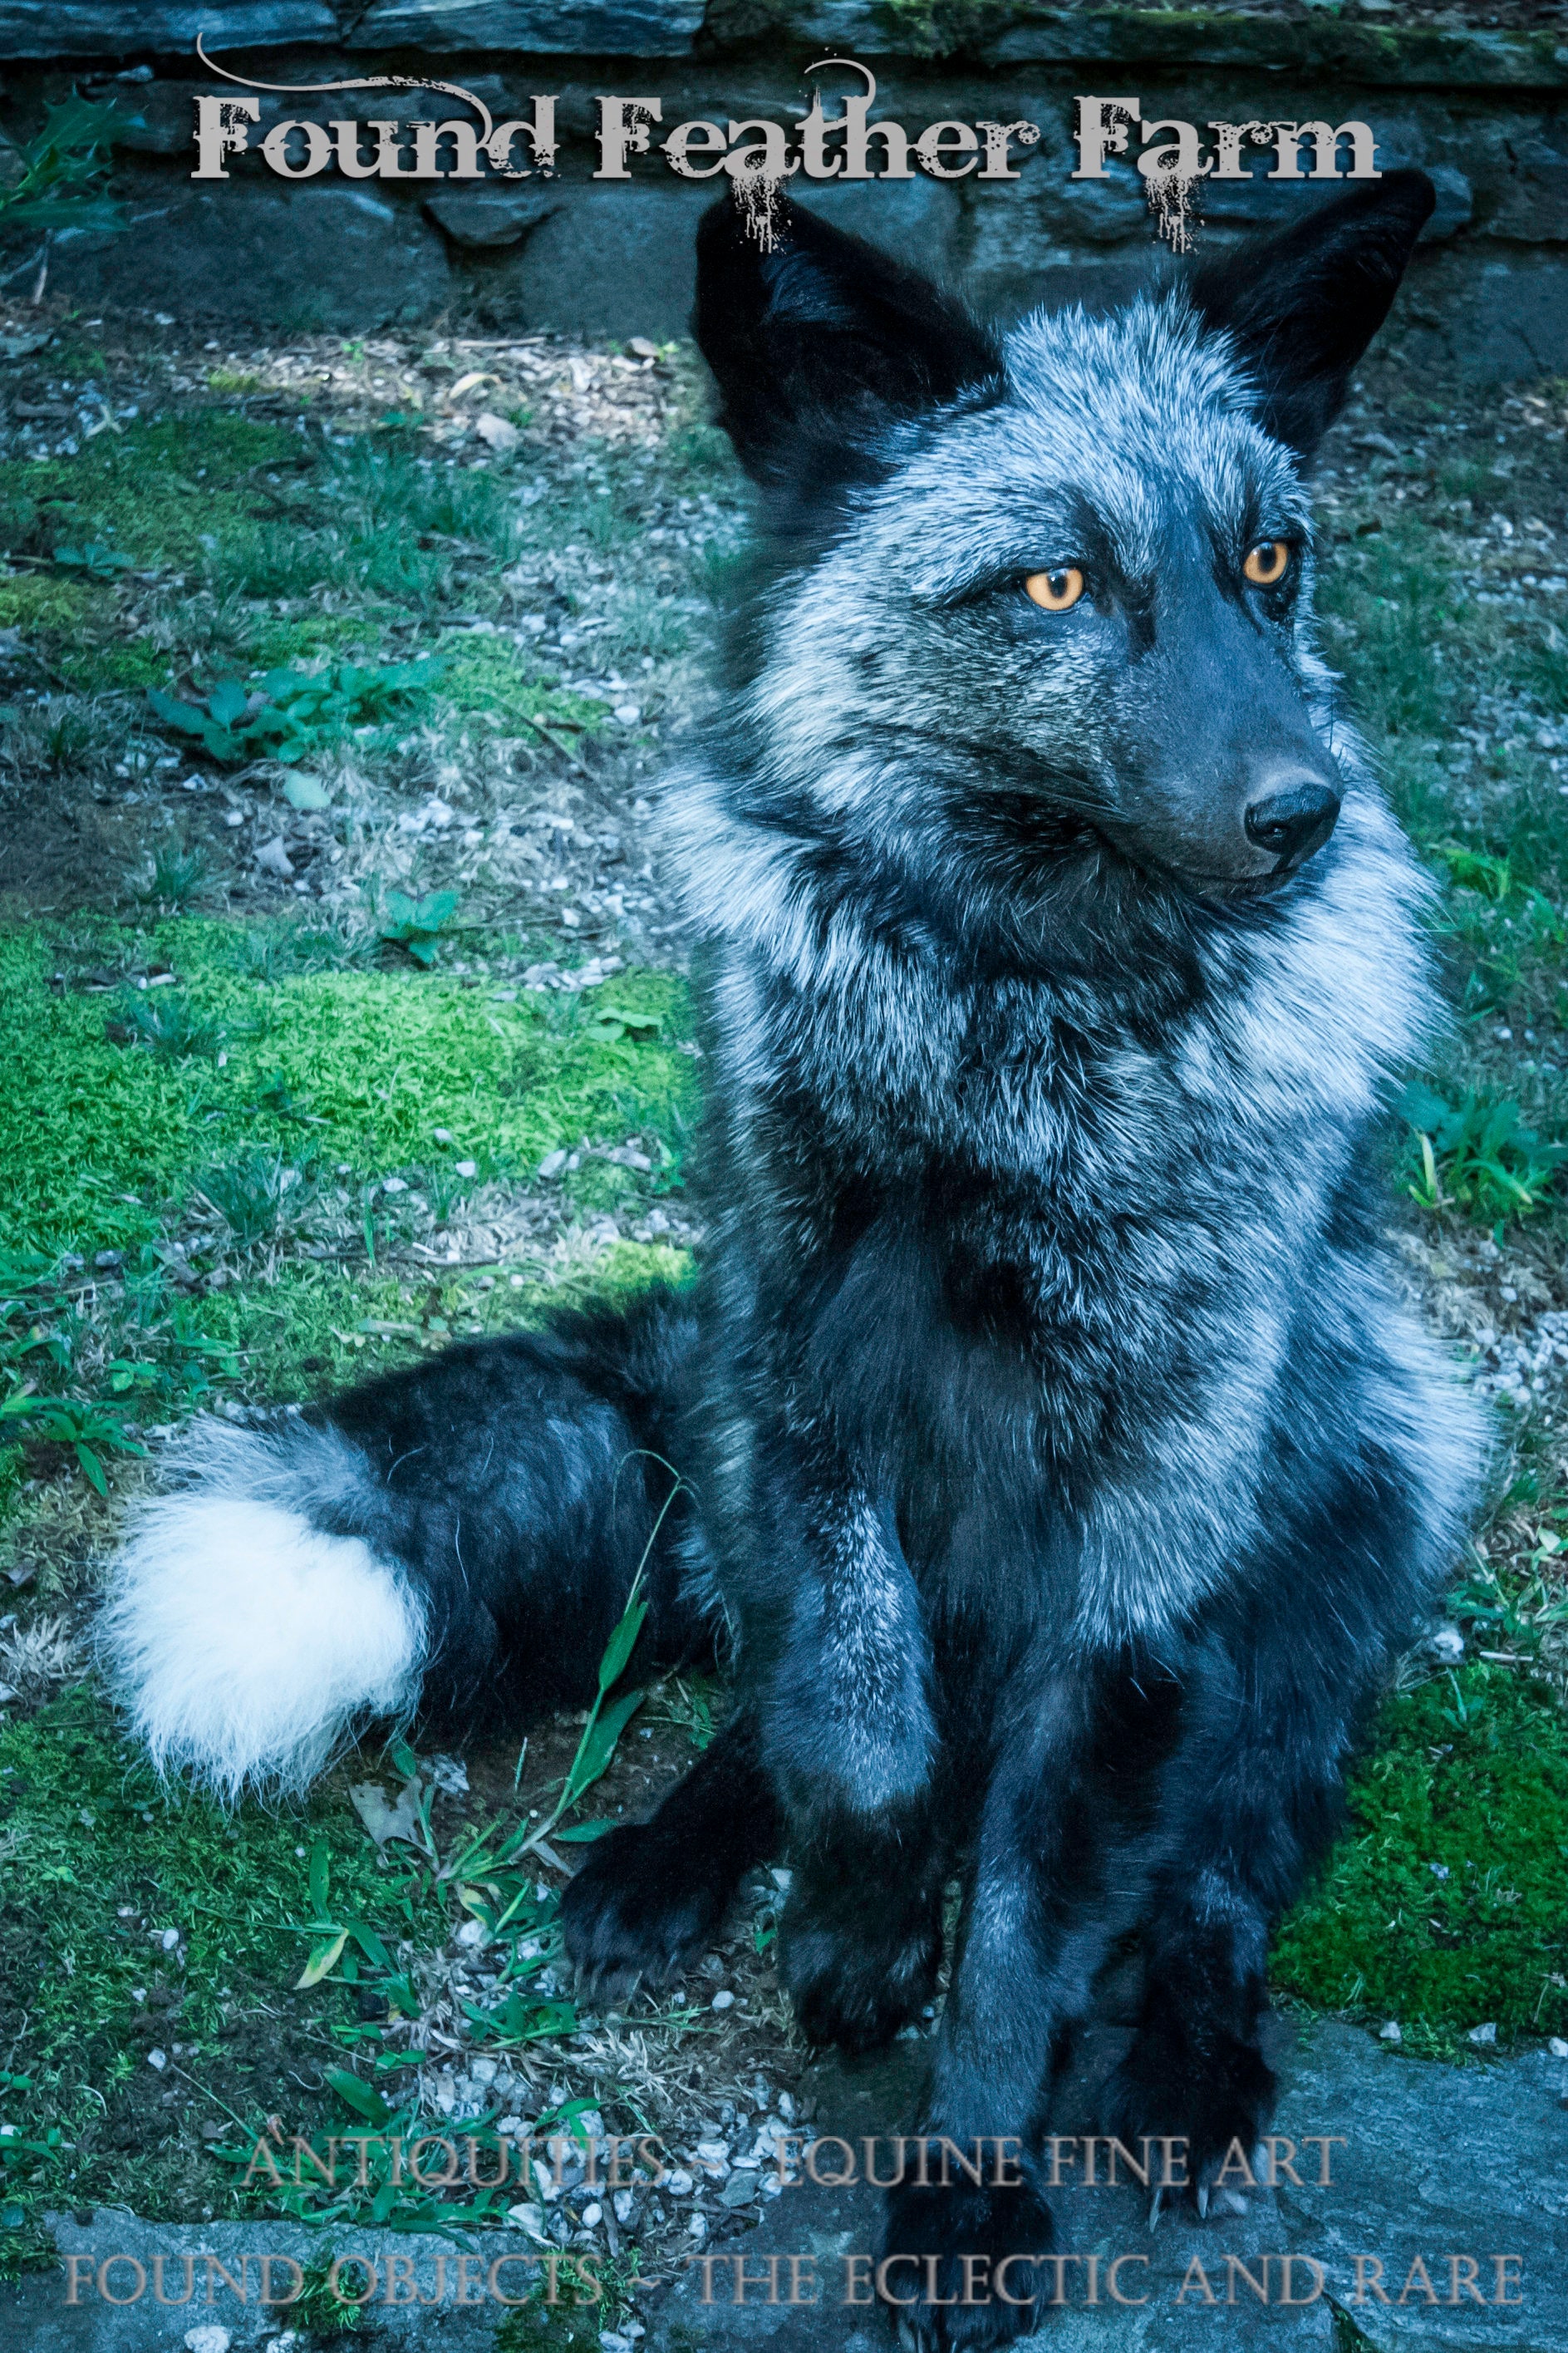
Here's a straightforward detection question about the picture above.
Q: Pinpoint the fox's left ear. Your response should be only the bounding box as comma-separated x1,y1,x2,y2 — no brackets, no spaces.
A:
693,192,999,484
1188,168,1435,458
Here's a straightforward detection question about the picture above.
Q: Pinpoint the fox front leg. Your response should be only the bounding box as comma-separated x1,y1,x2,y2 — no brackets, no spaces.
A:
754,1472,946,2053
881,1666,1158,2351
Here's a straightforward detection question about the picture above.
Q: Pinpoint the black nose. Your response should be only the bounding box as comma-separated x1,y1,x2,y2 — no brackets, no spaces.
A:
1243,778,1341,865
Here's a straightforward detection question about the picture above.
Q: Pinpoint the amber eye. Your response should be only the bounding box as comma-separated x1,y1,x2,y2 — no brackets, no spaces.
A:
1243,539,1291,588
1024,566,1085,613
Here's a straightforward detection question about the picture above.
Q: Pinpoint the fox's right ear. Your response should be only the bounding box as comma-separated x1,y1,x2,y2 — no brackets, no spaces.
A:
1188,168,1436,457
692,193,999,483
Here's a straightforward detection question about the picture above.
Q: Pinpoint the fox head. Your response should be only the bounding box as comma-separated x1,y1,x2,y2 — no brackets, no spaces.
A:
691,173,1433,911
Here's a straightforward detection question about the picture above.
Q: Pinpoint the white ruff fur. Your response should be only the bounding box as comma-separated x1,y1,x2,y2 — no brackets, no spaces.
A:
100,1422,425,1798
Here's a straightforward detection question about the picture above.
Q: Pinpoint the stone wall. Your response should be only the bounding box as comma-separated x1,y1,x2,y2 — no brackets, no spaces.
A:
4,6,1567,380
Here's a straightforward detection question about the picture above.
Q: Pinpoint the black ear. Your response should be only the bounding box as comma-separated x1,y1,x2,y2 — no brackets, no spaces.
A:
1188,168,1435,457
692,191,998,484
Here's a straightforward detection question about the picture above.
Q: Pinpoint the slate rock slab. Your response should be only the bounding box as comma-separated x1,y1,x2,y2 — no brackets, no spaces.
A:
2,2023,1561,2347
641,2021,1568,2352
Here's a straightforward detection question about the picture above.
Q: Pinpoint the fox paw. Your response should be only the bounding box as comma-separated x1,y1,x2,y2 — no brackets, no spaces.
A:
879,2176,1054,2350
1104,2010,1276,2209
559,1819,733,1996
780,1896,941,2056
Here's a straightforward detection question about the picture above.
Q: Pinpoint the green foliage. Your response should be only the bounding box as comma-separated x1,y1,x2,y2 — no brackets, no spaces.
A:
147,657,443,766
582,1002,662,1047
494,2296,602,2350
107,988,224,1061
0,1391,142,1494
1448,1521,1568,1656
141,843,209,912
377,887,460,967
1400,1081,1568,1221
51,539,133,580
0,1684,448,2232
192,1146,307,1248
279,2247,366,2335
195,1581,672,2240
1433,841,1512,903
0,573,93,632
1274,1665,1568,2042
0,96,124,239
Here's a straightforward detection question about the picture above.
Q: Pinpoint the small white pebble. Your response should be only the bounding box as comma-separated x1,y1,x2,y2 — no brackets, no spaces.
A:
455,1159,478,1179
582,2201,602,2227
711,1989,735,2011
184,2328,232,2353
1547,2036,1568,2059
1379,2021,1402,2043
686,2212,706,2238
1467,2021,1497,2045
160,1927,181,1952
147,2048,168,2071
432,1128,452,1145
381,1176,408,1194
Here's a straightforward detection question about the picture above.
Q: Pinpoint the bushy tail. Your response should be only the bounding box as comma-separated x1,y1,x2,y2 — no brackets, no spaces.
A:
99,1287,710,1799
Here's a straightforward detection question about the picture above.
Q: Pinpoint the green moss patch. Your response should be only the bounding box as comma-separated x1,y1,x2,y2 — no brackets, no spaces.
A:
1273,1664,1568,2046
0,415,305,575
0,924,696,1262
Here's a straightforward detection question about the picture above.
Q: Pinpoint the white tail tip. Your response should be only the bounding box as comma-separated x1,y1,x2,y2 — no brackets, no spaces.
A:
100,1421,425,1799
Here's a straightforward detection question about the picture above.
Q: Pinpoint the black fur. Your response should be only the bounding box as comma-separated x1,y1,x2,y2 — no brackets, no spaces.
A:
320,1287,710,1728
1188,167,1435,455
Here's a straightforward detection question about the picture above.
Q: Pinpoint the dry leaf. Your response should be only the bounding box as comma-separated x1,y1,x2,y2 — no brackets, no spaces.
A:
349,1776,424,1847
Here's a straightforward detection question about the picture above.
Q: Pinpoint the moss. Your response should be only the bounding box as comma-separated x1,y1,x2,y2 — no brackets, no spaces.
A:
438,632,612,735
69,641,166,691
177,1243,691,1410
711,3,1568,82
0,573,99,632
494,2295,603,2350
1272,1665,1568,2044
0,925,697,1260
0,415,304,576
